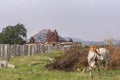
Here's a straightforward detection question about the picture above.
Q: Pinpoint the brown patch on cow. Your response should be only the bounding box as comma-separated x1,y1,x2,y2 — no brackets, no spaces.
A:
89,46,95,52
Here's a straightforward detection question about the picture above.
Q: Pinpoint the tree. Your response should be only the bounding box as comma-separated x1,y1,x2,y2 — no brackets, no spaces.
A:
30,37,35,43
0,23,27,44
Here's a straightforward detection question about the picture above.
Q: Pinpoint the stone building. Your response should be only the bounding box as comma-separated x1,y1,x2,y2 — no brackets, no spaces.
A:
46,29,59,43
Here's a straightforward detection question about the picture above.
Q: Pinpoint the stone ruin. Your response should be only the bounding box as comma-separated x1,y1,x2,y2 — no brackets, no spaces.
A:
46,29,59,43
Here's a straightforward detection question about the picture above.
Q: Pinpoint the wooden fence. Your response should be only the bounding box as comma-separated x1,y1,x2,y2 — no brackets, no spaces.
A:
0,43,62,61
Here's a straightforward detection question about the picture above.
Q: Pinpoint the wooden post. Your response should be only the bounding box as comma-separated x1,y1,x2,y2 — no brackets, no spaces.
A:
4,44,10,62
35,44,38,55
48,44,50,53
28,44,31,56
13,44,18,57
44,44,48,53
0,43,62,58
23,44,27,56
31,44,35,55
20,45,24,56
10,45,14,57
40,44,43,53
22,45,25,56
16,44,21,56
0,44,4,59
38,44,41,54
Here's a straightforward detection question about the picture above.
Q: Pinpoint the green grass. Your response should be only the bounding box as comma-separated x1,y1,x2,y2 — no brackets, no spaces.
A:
0,50,120,80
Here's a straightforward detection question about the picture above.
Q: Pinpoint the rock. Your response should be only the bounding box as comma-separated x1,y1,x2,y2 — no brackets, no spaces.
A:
0,61,7,68
7,64,15,68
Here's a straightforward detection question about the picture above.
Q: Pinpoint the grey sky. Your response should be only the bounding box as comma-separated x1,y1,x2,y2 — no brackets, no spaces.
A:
0,0,120,41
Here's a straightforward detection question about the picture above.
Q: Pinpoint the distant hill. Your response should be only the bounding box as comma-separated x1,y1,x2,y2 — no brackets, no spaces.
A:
63,37,84,42
30,29,120,45
32,29,67,42
33,29,48,42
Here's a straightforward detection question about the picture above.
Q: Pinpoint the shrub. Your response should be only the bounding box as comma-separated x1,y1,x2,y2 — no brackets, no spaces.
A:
45,46,88,71
108,47,120,69
46,45,120,71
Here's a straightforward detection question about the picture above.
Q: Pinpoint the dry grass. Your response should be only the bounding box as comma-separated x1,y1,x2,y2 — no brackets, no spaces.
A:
46,45,120,71
45,46,88,71
108,47,120,69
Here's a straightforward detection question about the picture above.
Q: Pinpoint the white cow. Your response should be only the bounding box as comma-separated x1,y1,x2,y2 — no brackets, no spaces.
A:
87,46,110,78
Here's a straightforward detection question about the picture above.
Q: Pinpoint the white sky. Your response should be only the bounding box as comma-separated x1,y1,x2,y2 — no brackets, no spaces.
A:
0,0,120,41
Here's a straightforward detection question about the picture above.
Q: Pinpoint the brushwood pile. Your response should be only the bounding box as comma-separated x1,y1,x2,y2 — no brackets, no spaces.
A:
46,45,120,71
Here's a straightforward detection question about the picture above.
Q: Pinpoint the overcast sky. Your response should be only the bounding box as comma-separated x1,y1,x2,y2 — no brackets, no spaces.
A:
0,0,120,41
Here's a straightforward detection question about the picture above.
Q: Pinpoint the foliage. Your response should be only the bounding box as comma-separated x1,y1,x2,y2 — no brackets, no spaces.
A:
108,47,120,69
29,37,35,43
0,23,27,44
46,46,88,71
46,45,120,72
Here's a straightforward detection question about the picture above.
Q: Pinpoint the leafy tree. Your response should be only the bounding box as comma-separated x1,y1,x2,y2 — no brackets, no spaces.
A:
0,23,27,44
30,37,35,43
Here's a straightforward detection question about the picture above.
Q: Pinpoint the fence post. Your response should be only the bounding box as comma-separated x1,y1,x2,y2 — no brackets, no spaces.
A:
24,44,27,56
31,44,35,55
20,45,24,56
47,44,50,53
0,44,4,59
38,44,41,53
40,44,44,53
4,44,10,61
17,44,20,56
28,44,31,56
0,43,62,58
35,44,38,55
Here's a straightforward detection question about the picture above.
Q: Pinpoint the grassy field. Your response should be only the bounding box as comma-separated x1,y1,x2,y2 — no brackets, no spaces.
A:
0,51,120,80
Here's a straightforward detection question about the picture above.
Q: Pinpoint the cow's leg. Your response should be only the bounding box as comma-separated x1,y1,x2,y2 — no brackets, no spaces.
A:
96,60,101,78
89,66,93,78
104,60,108,76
